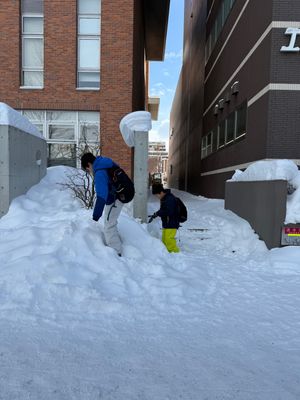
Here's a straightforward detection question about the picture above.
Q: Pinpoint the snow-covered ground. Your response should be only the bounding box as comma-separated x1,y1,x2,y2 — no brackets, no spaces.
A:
0,166,300,399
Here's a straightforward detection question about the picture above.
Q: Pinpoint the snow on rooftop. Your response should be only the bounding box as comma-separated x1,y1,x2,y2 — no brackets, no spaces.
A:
230,159,300,224
0,102,43,139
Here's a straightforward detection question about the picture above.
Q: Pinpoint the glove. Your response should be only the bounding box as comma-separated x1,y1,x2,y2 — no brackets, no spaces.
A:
148,213,157,223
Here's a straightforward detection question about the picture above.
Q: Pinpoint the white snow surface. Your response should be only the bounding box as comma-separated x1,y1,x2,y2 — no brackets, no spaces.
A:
230,159,300,223
0,102,43,138
230,159,299,183
0,166,300,399
119,111,152,147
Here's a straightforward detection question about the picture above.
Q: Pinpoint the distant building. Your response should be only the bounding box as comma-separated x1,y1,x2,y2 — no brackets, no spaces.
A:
148,141,168,178
0,0,170,173
169,0,300,198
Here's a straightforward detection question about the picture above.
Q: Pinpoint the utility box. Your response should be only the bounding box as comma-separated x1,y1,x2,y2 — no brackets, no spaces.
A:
225,180,287,249
0,104,47,218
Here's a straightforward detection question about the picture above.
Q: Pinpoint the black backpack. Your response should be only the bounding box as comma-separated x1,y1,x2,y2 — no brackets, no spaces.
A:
107,166,135,203
176,197,187,223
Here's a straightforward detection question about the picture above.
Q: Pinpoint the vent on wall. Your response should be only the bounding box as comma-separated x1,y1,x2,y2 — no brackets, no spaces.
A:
225,92,231,103
231,81,240,95
218,99,225,110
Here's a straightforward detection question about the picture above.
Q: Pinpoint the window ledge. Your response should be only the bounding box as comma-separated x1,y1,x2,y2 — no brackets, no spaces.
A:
20,86,44,90
76,87,100,91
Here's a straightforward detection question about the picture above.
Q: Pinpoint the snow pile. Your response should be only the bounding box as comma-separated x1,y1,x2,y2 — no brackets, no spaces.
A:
0,167,300,399
230,159,299,182
286,173,300,223
119,111,152,147
230,159,300,223
0,102,43,138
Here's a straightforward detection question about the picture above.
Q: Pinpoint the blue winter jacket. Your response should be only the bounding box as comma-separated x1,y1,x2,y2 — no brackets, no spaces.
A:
92,156,119,221
156,189,180,229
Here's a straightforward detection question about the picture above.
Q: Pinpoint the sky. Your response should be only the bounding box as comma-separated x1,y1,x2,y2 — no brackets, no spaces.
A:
149,0,184,148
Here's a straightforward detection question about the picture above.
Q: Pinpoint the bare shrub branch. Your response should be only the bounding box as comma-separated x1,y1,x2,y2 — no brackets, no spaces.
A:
59,128,100,209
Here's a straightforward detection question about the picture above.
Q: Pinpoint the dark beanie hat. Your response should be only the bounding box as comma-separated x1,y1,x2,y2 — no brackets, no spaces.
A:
152,183,164,194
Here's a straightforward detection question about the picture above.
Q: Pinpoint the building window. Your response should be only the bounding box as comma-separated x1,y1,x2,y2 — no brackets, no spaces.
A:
205,0,236,62
201,136,207,159
204,103,247,156
48,144,77,167
77,0,101,89
207,131,213,155
236,102,247,138
225,112,235,144
201,131,213,159
21,0,44,88
212,127,218,152
21,110,100,167
218,120,226,148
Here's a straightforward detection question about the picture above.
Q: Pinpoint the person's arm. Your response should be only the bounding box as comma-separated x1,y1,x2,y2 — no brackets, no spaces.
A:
93,170,108,221
156,198,169,217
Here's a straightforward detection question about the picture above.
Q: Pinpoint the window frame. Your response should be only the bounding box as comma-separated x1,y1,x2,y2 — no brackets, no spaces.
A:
47,123,76,142
201,136,207,159
47,143,78,168
77,2,101,90
225,112,236,144
201,131,214,159
205,0,236,64
78,37,101,70
235,103,247,139
21,13,44,89
217,120,226,149
20,110,100,167
78,16,101,35
79,122,100,143
206,131,213,155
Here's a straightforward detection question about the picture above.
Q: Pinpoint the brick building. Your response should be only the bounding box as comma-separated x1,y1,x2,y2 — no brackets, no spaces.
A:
0,0,170,174
169,0,300,198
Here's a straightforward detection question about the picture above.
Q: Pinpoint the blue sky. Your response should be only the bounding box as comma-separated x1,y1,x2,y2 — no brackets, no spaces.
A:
149,0,184,147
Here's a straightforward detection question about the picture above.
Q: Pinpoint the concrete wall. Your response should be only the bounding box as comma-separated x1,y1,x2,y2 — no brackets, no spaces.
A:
0,125,47,217
225,180,287,249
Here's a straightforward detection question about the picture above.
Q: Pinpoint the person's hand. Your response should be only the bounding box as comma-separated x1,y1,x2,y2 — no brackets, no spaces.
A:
148,213,157,223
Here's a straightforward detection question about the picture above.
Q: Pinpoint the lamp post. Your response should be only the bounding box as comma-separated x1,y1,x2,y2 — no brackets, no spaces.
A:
119,111,152,223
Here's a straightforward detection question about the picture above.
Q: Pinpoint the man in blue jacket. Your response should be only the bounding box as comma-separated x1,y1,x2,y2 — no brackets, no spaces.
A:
81,152,123,256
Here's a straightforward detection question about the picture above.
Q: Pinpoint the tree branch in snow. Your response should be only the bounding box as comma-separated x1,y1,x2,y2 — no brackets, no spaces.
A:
60,130,100,209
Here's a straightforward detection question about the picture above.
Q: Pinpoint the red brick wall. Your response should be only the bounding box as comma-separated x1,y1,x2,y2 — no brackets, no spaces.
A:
0,0,146,176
